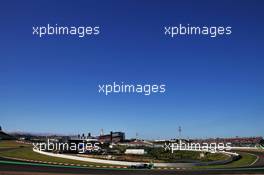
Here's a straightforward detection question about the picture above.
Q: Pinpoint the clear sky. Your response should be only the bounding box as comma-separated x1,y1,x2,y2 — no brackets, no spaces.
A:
1,0,264,139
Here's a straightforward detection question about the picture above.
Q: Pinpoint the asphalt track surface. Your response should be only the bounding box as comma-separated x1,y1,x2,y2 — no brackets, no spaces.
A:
1,151,264,175
246,151,264,168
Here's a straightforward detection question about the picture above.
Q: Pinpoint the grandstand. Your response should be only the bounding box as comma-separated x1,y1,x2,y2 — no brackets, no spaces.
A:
191,137,263,147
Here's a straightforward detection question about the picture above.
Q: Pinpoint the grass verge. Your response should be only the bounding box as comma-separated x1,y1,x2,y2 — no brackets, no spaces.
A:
194,152,257,169
0,141,116,167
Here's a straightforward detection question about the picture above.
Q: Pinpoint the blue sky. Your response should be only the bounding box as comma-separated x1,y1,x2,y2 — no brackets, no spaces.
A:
0,0,264,139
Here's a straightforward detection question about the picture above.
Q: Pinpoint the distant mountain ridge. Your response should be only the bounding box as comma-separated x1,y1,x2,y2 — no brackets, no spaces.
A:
0,127,15,140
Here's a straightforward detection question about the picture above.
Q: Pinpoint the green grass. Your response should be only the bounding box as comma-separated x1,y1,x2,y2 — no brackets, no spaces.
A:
1,141,257,169
194,152,257,169
144,147,229,163
0,140,30,148
0,141,116,167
